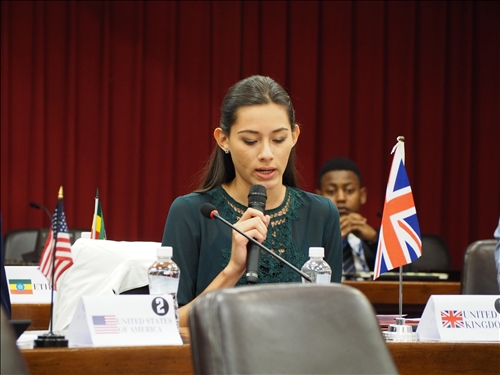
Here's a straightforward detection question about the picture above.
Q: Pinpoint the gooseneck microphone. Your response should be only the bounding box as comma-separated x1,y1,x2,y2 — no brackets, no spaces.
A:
29,201,52,222
200,203,313,283
246,185,267,284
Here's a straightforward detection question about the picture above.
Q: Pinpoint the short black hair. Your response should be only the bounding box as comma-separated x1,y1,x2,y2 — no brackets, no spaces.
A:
317,157,363,188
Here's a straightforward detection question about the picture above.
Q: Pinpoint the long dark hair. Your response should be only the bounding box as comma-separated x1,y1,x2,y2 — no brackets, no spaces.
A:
196,75,300,193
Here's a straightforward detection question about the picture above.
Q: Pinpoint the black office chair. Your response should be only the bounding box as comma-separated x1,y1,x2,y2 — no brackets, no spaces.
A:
461,239,499,295
1,307,30,375
3,229,42,264
3,228,87,265
403,233,451,272
189,283,399,375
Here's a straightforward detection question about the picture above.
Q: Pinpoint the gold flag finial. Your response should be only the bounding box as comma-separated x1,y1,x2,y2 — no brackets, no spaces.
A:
397,136,405,143
58,186,63,199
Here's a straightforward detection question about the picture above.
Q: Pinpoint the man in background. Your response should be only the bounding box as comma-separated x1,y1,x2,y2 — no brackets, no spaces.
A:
316,158,379,277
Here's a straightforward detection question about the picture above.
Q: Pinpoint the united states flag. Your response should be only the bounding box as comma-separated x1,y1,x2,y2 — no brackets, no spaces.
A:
39,196,73,290
93,315,120,334
373,138,422,280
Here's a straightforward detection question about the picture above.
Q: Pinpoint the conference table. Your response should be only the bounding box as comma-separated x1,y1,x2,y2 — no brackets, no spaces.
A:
20,328,500,375
14,280,499,375
12,281,462,330
343,280,461,316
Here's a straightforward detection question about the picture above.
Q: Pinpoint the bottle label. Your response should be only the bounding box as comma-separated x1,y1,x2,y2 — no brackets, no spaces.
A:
315,274,331,284
149,277,179,295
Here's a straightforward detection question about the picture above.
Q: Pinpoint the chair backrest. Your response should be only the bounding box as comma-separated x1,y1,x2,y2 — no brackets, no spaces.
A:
189,283,398,375
3,229,41,264
404,233,451,272
3,228,87,265
1,307,30,375
461,239,499,294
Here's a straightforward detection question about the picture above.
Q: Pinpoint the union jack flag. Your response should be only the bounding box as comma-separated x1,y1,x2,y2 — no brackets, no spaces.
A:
441,310,465,328
39,187,73,290
373,138,422,279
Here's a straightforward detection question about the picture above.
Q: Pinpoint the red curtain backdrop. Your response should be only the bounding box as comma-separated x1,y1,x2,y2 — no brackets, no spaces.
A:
1,1,499,270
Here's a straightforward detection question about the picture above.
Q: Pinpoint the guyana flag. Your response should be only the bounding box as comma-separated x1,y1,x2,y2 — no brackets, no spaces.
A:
9,279,33,294
91,189,106,239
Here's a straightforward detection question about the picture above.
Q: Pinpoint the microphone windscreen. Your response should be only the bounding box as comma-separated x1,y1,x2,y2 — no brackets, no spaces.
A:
200,203,217,219
248,184,267,208
29,201,42,209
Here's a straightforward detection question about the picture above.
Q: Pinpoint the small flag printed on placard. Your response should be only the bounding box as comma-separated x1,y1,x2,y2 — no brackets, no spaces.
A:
92,315,119,334
441,310,465,329
9,279,33,294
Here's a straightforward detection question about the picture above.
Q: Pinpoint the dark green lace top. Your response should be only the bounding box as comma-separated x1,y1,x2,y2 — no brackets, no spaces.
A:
162,186,342,306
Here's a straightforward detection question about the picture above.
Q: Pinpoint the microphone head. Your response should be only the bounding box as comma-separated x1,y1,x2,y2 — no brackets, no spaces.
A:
200,203,218,219
248,184,267,207
29,201,42,209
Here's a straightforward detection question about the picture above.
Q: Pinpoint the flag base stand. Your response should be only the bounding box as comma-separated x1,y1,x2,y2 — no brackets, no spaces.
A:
35,332,68,347
383,318,419,342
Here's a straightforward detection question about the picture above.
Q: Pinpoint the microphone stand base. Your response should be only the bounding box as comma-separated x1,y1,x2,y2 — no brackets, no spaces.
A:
383,318,419,342
35,332,69,347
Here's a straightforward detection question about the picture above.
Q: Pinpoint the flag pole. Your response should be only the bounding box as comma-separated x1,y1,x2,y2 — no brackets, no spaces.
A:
47,186,63,334
397,136,405,320
35,186,68,347
91,188,99,239
399,266,403,318
382,136,419,342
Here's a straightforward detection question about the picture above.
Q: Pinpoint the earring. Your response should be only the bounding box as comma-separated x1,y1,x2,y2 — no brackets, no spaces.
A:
224,148,229,154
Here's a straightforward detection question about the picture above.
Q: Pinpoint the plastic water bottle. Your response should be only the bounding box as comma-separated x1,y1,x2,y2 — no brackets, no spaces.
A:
301,247,332,284
148,246,180,328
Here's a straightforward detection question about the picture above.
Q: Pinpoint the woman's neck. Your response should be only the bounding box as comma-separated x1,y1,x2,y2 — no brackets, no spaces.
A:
221,181,287,210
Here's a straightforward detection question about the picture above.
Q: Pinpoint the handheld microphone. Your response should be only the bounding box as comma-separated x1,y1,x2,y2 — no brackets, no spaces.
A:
29,201,52,222
200,203,313,283
246,185,267,284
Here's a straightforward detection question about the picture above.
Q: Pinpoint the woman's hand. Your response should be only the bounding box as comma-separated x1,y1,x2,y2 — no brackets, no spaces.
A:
226,207,270,276
179,208,270,327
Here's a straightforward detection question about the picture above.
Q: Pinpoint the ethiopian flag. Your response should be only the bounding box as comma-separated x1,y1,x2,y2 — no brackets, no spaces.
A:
9,279,33,294
91,188,106,239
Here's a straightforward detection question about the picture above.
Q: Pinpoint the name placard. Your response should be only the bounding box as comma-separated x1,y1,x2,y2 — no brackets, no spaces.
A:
5,266,53,303
417,295,500,342
67,295,182,347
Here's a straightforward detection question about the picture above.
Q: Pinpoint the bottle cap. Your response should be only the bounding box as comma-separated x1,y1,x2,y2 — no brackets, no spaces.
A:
309,247,324,257
157,246,173,258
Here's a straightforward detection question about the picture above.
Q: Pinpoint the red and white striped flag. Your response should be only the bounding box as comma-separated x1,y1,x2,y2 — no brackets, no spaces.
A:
373,137,422,280
39,188,73,290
